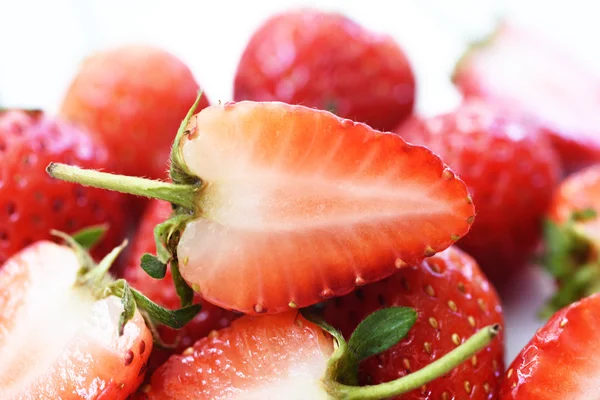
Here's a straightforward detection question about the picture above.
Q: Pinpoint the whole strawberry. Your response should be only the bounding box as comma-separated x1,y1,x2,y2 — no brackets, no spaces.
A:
500,292,600,399
324,246,504,399
60,45,209,179
123,199,239,373
396,100,561,282
454,23,600,174
0,110,130,265
234,9,415,132
540,164,600,315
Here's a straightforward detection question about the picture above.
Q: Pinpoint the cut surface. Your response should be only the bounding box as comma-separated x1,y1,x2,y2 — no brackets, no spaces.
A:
454,24,600,173
500,293,600,399
177,101,475,313
143,312,334,400
0,242,152,399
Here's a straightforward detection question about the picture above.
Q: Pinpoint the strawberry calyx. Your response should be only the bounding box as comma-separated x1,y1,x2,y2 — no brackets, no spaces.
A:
304,308,500,400
51,227,201,342
540,208,600,317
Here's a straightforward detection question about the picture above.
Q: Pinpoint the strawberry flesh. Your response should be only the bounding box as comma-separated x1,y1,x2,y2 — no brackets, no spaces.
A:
141,312,334,399
176,101,475,314
0,242,152,399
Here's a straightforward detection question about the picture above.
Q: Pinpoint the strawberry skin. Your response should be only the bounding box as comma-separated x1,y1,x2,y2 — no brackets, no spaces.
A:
0,111,131,266
60,45,209,179
396,100,561,282
0,242,152,399
234,9,415,132
124,200,239,372
454,24,600,174
140,312,334,399
324,246,504,399
176,101,475,314
500,293,600,399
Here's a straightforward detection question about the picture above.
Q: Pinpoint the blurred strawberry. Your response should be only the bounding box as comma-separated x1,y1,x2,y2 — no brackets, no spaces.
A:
234,9,415,132
0,110,131,266
396,100,562,283
540,164,600,316
60,45,209,180
454,23,600,174
123,200,239,373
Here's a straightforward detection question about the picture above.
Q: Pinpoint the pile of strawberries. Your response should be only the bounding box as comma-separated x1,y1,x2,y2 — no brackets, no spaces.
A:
1,9,600,400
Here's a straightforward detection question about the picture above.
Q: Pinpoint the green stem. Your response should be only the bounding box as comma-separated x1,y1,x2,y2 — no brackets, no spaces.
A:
46,162,198,210
328,324,500,400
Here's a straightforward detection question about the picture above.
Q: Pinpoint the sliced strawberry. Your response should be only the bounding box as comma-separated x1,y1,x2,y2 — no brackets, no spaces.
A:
454,23,600,173
48,100,475,314
500,293,600,399
141,309,499,399
0,241,152,399
123,200,239,372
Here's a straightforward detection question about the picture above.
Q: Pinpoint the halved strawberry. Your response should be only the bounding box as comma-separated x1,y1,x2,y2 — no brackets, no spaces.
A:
140,310,499,399
0,231,199,399
48,99,475,314
540,164,600,316
500,292,600,399
453,23,600,173
0,241,150,398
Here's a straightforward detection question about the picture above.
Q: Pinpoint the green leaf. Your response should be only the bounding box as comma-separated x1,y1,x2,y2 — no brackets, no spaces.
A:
79,239,128,285
118,281,136,336
348,307,417,362
71,224,108,249
542,219,574,278
171,260,194,307
131,287,201,329
141,254,167,279
153,219,175,264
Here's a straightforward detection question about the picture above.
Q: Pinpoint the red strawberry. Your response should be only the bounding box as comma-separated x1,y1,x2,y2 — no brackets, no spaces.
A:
124,199,239,372
60,45,209,179
324,246,504,399
0,110,131,266
140,309,500,399
500,292,600,399
234,9,415,132
540,164,600,315
453,23,600,174
0,240,152,399
395,99,561,283
49,100,475,314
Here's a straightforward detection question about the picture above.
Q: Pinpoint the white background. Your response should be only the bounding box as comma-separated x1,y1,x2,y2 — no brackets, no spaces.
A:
1,0,599,364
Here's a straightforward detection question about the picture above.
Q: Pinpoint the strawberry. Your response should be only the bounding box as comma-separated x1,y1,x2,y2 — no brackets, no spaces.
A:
395,99,561,283
48,99,476,314
539,164,600,316
453,23,600,174
0,110,131,266
233,9,415,132
500,292,600,399
124,199,239,372
140,309,499,399
60,45,209,179
0,238,149,398
324,246,504,399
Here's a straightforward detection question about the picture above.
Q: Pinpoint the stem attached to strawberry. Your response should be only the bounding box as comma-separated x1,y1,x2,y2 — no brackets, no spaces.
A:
46,163,198,210
327,324,500,399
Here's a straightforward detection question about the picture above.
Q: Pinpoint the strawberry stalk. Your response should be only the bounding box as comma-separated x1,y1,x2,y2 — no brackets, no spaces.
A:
306,308,500,399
